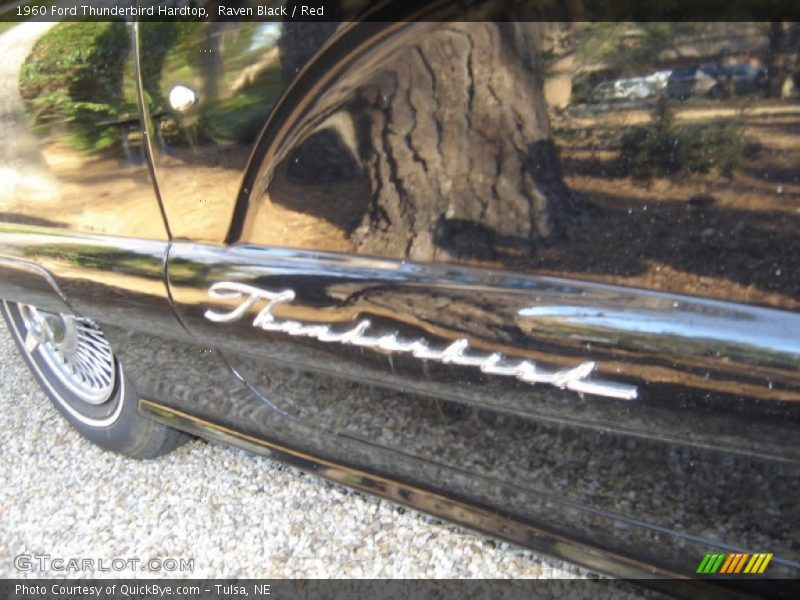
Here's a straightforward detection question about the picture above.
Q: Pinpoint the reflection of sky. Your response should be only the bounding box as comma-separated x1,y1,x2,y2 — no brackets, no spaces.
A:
248,23,282,52
518,306,800,357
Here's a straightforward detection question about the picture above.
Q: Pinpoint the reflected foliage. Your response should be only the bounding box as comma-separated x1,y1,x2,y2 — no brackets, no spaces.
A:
617,97,759,177
144,22,287,147
138,21,190,113
22,244,163,280
19,21,133,155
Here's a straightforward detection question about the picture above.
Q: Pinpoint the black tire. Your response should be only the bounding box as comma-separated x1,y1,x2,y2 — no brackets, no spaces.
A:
1,300,188,459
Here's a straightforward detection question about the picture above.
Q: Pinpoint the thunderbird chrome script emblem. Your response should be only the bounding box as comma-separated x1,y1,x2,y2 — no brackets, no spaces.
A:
205,282,638,400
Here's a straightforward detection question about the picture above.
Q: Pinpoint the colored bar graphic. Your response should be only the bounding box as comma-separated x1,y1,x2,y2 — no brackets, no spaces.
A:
697,553,726,574
744,554,760,574
733,553,749,573
719,554,736,574
720,553,745,574
697,552,773,575
744,553,774,574
758,553,773,573
711,553,726,573
720,553,739,574
696,553,714,574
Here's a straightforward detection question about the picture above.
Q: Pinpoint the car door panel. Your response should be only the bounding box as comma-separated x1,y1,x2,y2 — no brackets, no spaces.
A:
136,16,800,579
0,21,184,340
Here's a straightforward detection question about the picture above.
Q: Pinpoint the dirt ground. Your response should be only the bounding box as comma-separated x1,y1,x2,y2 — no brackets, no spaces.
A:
547,103,800,310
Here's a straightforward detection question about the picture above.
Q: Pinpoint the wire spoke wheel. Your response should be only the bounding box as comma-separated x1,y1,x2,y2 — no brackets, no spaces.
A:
3,300,187,457
19,304,116,406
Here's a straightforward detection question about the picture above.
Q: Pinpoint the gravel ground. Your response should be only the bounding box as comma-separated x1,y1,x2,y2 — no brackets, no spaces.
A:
0,317,592,579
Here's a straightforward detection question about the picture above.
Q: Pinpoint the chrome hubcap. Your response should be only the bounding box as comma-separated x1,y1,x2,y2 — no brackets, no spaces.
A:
20,304,116,405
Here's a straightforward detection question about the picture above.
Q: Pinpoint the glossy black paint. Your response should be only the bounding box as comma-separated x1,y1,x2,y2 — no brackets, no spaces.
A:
102,290,800,584
0,257,73,316
1,14,799,586
168,242,800,456
0,22,181,338
155,241,800,580
0,227,186,340
0,22,169,241
146,17,800,582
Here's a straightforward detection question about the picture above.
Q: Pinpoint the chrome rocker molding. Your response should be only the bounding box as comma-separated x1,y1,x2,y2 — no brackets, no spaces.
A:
205,281,639,400
140,399,756,598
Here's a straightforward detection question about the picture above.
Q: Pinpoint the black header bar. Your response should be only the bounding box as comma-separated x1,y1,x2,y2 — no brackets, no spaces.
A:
2,0,800,23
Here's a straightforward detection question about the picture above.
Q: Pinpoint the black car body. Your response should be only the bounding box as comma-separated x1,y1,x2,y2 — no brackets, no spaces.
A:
667,61,769,101
666,66,721,99
0,10,798,591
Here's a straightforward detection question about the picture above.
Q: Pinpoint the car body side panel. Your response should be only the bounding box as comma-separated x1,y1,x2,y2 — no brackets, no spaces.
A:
0,15,798,585
166,242,800,459
158,241,800,580
0,22,170,242
0,22,183,338
135,20,800,313
0,256,73,315
0,226,188,341
137,16,800,580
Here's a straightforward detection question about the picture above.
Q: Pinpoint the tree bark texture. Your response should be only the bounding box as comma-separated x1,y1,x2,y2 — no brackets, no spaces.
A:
346,22,579,262
767,21,800,99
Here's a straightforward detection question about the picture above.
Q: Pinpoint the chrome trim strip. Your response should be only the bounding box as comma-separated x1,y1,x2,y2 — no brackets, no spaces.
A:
204,281,638,400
